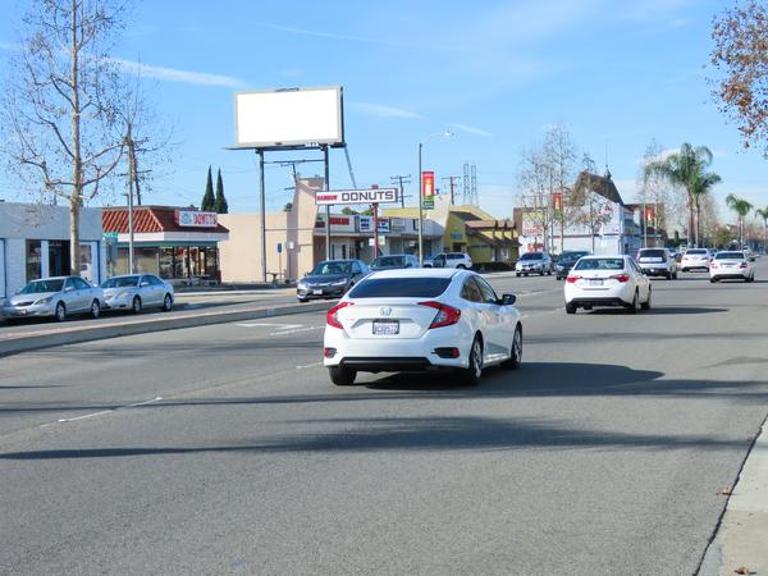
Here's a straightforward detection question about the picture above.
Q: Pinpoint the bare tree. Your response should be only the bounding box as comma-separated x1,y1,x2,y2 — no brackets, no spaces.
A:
517,146,550,252
2,0,129,275
637,140,689,244
542,124,577,252
711,1,768,154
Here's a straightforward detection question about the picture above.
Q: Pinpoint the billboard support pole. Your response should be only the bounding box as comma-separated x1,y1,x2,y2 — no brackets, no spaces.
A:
373,203,379,259
257,149,267,283
324,145,331,260
417,142,423,266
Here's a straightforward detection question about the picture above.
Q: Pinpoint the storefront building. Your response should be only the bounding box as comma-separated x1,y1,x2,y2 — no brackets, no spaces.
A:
0,201,106,298
218,178,443,283
102,206,229,283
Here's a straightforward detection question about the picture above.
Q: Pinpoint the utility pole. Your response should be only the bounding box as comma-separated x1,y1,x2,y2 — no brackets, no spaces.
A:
123,128,136,274
442,176,460,205
390,174,411,208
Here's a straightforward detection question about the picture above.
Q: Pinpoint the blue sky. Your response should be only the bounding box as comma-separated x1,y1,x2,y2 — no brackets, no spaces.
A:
1,0,766,222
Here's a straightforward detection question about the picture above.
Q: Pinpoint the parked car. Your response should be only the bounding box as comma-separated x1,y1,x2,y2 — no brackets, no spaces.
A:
515,251,553,276
323,268,522,386
1,276,104,322
680,248,712,272
636,248,678,279
709,251,755,283
564,255,652,314
424,252,473,269
101,274,174,313
370,254,419,270
554,251,590,280
297,259,370,302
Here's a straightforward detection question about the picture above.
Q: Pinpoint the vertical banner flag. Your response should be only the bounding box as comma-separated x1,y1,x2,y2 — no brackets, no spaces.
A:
422,171,435,198
645,205,655,225
552,192,562,212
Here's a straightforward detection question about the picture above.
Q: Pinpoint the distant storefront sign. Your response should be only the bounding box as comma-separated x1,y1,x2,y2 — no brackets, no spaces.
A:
175,210,218,228
315,215,356,233
315,188,399,206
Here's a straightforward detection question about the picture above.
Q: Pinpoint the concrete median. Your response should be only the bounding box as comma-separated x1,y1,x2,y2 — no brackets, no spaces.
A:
0,300,333,358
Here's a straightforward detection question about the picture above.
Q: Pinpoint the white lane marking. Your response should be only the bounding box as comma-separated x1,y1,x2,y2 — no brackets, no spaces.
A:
276,326,323,336
53,396,163,425
296,362,323,370
236,322,303,330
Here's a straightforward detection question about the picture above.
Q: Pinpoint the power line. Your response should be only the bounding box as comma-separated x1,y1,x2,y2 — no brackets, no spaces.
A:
390,174,411,208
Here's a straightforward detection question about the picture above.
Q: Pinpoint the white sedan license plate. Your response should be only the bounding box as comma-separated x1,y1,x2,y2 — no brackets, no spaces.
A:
589,279,604,286
373,320,399,335
312,289,323,295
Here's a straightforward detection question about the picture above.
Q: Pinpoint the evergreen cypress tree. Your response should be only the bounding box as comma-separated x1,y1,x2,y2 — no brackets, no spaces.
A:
214,168,229,214
201,166,215,211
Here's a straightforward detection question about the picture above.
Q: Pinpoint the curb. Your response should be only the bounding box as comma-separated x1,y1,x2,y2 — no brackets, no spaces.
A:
0,301,333,358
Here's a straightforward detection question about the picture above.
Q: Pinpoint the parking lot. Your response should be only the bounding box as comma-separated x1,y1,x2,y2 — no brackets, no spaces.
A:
2,264,767,575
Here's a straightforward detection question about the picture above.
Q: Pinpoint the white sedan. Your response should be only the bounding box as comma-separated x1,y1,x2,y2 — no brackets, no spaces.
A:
323,268,523,386
564,255,652,314
709,251,755,283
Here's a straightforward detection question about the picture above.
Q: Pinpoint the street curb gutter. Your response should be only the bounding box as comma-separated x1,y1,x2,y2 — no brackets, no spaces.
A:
697,414,768,576
0,301,332,359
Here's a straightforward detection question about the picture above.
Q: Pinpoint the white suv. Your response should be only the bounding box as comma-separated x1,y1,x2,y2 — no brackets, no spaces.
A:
427,252,473,269
515,251,553,276
636,248,678,280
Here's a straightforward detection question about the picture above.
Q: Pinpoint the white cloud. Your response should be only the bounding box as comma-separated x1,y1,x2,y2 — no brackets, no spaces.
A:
264,24,415,50
449,123,493,138
109,58,248,88
0,41,21,51
350,102,422,119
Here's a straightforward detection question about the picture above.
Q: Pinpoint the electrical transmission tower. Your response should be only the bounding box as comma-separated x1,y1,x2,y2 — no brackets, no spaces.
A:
462,162,478,205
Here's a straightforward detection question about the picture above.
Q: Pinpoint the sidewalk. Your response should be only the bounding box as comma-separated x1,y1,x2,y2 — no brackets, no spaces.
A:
0,298,332,358
699,417,768,575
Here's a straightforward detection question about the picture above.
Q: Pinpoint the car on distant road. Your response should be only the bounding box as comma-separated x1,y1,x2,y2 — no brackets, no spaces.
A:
1,276,104,322
297,259,370,302
564,255,652,314
636,247,678,279
680,248,712,272
323,268,523,386
370,254,419,270
709,251,755,283
554,251,590,280
101,274,174,313
515,251,553,276
424,252,473,269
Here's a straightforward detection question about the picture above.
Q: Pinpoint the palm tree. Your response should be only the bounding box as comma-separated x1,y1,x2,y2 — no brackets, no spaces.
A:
755,206,768,253
725,194,754,246
644,143,721,247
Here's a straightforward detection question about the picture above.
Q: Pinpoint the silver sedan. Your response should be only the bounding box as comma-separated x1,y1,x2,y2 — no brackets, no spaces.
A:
2,276,104,322
100,274,174,314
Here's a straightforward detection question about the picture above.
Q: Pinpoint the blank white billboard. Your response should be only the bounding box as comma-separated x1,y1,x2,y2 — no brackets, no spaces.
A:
233,86,344,149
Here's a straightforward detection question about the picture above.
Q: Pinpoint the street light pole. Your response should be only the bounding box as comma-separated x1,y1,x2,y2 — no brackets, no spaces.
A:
417,141,424,266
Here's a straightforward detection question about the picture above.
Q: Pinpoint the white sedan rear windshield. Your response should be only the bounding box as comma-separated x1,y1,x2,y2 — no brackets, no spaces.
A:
349,277,452,298
573,258,624,271
686,249,708,255
715,252,745,260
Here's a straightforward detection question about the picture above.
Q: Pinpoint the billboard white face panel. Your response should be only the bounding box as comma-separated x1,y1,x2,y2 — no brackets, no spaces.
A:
234,87,344,149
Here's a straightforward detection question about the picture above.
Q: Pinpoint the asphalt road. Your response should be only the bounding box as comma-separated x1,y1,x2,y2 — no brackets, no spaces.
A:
1,265,767,575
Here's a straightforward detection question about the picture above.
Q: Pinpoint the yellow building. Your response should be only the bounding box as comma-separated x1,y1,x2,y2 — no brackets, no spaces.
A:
384,197,518,264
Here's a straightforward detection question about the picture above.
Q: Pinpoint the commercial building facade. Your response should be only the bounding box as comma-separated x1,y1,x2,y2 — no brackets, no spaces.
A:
0,201,106,298
102,206,229,283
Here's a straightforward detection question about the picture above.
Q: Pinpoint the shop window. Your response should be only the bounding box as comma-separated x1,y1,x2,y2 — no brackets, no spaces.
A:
26,240,42,282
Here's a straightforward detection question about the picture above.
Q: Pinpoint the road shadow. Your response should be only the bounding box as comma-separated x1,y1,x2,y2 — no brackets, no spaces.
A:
581,306,727,316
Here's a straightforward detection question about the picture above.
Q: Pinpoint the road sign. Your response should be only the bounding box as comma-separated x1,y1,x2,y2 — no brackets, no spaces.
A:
315,188,399,206
422,199,434,209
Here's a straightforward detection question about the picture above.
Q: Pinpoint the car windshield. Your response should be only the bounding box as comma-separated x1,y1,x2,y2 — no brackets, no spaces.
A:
638,249,666,259
573,258,625,271
349,277,451,298
715,252,746,260
686,249,707,255
19,279,65,294
101,276,140,288
560,252,586,262
520,253,543,260
311,261,352,275
372,256,403,267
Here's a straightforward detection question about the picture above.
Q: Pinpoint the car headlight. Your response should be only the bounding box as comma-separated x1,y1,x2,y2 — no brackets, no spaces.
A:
34,296,53,305
297,281,308,290
332,279,348,286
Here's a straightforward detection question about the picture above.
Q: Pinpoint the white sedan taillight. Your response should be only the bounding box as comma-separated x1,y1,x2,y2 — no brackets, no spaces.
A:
326,301,354,329
610,274,630,283
565,275,581,283
418,301,461,329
